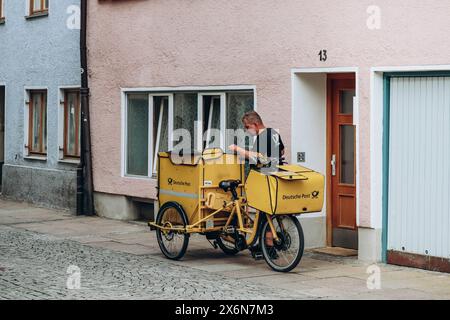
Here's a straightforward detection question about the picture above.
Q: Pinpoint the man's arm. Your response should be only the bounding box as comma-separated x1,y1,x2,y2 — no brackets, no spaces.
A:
228,144,259,160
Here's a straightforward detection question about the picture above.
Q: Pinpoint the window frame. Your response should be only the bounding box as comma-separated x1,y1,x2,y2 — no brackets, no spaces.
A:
150,94,174,175
26,89,48,156
124,93,174,178
197,93,226,152
122,86,256,179
63,89,81,159
29,0,48,16
57,86,81,163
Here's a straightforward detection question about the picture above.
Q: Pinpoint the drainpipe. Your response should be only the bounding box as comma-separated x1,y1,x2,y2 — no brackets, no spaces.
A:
77,0,94,216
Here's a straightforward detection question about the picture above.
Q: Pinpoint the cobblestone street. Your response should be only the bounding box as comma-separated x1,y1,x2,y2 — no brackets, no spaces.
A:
1,199,449,300
0,225,307,299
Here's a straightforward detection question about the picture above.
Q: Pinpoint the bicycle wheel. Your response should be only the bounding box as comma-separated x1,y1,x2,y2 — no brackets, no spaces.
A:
260,215,304,272
216,235,239,255
155,202,189,260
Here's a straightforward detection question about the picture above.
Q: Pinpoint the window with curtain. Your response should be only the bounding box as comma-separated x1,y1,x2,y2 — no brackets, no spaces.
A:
28,90,47,155
30,0,48,16
202,96,221,149
152,96,169,173
125,90,254,177
63,90,81,158
226,92,254,149
174,93,197,152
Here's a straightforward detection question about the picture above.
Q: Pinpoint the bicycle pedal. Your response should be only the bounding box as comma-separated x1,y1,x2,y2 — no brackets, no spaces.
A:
252,251,264,261
224,226,235,234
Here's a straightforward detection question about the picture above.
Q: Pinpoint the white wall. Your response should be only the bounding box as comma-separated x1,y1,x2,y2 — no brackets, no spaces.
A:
291,72,327,248
291,72,327,219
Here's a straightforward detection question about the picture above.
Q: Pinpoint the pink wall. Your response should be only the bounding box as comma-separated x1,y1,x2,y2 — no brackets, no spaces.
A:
88,0,450,227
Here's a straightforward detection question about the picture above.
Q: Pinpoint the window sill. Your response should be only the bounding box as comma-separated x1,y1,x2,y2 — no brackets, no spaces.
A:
58,158,80,165
24,155,47,161
123,174,157,181
25,11,48,20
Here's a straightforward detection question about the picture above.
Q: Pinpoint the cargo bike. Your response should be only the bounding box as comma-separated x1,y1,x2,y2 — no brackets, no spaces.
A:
148,148,324,272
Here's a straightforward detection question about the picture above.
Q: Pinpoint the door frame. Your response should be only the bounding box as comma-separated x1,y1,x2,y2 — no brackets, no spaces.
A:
381,70,450,263
290,67,359,248
326,73,357,247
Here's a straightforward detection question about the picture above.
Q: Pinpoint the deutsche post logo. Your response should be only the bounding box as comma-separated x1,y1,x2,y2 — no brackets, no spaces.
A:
167,178,190,187
312,191,320,199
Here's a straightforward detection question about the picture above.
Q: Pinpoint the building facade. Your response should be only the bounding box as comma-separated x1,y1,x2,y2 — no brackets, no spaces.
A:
0,0,81,211
87,0,450,271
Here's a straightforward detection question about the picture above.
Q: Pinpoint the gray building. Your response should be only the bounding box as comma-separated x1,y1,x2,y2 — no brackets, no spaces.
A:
0,0,81,211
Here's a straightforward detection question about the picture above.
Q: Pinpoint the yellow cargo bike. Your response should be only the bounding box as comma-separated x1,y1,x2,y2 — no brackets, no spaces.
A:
149,149,324,272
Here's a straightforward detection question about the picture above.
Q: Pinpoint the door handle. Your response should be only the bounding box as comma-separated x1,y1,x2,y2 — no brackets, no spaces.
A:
331,154,336,176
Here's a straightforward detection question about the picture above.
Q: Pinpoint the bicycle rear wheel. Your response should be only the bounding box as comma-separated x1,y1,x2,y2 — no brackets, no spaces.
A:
155,202,189,260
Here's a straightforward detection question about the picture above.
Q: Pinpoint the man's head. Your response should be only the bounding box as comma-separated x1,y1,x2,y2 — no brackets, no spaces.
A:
242,111,265,136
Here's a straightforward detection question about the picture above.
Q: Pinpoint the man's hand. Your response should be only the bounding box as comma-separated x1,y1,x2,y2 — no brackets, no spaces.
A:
228,144,242,153
228,144,259,162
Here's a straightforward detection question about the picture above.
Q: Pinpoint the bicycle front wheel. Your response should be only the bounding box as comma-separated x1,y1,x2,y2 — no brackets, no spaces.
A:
260,215,304,272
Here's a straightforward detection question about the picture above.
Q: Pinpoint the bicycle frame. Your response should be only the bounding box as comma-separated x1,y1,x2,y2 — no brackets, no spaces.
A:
149,197,280,247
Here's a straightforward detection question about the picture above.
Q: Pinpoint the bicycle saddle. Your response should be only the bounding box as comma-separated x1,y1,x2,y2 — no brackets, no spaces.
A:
218,180,241,193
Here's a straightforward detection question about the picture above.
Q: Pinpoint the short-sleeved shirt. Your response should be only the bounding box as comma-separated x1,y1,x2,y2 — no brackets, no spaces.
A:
251,128,285,167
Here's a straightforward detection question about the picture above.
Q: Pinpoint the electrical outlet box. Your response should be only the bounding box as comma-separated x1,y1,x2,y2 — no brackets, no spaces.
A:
297,152,306,163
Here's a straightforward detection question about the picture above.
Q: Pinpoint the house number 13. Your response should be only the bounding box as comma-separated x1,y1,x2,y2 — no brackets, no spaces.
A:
318,50,327,61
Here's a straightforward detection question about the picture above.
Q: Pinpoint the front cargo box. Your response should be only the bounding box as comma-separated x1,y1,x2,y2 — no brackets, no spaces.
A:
244,165,324,215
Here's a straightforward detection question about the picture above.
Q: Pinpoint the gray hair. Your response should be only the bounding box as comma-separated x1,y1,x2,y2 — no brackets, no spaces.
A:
242,111,263,125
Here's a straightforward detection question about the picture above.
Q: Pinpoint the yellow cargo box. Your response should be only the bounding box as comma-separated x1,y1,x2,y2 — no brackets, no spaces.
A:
157,149,245,225
244,165,324,215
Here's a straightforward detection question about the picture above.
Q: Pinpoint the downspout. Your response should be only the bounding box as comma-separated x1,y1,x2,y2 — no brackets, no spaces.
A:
77,0,94,215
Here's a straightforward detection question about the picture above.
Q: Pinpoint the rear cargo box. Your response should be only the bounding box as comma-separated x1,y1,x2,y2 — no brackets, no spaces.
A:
157,149,244,225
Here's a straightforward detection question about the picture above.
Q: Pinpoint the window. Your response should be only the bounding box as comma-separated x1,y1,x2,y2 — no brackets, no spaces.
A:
226,92,254,148
125,94,174,176
63,90,81,158
199,93,225,150
27,90,47,155
29,0,48,16
125,90,254,177
126,94,149,176
173,93,197,152
151,95,172,173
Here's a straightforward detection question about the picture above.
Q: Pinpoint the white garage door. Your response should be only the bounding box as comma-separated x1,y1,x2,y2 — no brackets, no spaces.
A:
388,76,450,259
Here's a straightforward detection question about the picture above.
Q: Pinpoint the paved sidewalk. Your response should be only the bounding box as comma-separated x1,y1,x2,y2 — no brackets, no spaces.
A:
0,199,449,300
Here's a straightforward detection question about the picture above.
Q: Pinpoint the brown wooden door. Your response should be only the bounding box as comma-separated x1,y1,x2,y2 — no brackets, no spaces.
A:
330,78,357,249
